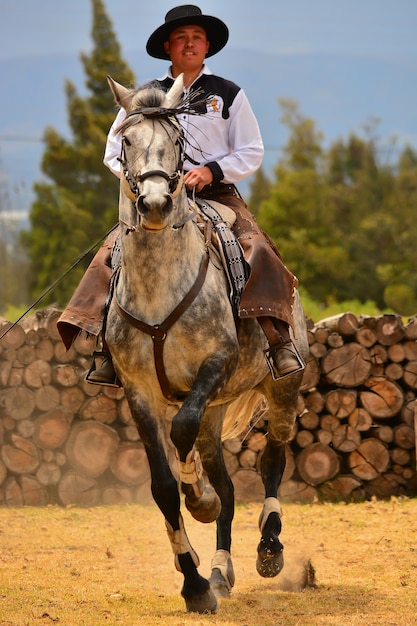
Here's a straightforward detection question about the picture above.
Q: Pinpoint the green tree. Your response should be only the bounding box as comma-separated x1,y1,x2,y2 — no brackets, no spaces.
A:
257,101,417,313
325,131,395,307
258,100,354,304
381,145,417,314
247,166,271,217
21,0,135,307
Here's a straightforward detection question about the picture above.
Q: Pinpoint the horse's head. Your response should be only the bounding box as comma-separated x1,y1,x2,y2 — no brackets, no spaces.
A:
108,75,187,232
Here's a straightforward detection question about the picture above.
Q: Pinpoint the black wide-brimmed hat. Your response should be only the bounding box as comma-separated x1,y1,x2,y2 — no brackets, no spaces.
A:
146,5,229,60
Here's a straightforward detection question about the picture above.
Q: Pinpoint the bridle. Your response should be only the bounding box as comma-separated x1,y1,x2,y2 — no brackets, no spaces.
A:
118,108,186,202
128,167,183,198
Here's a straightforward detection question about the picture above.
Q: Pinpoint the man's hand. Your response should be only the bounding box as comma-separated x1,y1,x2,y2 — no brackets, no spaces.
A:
184,166,213,192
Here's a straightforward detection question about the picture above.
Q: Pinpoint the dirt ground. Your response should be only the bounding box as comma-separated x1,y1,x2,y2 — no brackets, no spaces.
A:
0,497,416,625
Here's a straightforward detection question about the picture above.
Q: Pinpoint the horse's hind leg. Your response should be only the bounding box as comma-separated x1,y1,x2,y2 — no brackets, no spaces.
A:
198,407,236,599
256,376,303,578
256,437,286,577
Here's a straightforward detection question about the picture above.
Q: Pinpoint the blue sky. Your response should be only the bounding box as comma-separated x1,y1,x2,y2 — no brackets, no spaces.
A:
1,0,416,64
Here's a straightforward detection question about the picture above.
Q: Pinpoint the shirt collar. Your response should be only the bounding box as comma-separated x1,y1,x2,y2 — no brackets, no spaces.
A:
158,64,213,87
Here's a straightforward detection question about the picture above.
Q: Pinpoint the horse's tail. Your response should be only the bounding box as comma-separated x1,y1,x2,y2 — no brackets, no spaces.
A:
221,390,266,442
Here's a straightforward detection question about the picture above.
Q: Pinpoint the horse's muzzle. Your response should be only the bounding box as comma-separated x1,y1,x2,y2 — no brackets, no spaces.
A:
136,193,173,230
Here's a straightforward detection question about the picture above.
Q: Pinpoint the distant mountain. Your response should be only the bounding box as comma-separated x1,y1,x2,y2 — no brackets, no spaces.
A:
1,48,416,222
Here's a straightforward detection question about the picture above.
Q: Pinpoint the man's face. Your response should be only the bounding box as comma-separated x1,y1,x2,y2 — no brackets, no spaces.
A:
164,24,210,71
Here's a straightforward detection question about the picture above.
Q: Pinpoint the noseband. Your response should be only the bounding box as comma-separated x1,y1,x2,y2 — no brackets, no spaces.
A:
121,162,184,200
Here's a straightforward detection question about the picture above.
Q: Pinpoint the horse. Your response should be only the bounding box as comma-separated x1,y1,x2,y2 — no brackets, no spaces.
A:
104,73,309,614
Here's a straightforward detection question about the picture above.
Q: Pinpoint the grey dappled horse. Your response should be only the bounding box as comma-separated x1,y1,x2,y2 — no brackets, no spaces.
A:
105,74,309,614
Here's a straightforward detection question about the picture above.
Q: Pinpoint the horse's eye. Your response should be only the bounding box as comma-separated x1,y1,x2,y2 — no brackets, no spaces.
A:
123,136,131,147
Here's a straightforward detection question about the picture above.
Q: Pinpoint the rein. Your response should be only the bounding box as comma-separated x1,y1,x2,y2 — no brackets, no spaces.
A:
113,250,210,401
0,225,118,342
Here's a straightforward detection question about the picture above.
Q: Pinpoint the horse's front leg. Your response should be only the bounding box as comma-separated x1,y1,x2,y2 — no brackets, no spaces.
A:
174,395,237,600
165,513,217,613
170,355,235,524
127,394,217,614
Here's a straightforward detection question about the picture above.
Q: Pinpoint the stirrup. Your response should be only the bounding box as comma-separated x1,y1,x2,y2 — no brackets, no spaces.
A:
85,351,121,388
264,343,305,381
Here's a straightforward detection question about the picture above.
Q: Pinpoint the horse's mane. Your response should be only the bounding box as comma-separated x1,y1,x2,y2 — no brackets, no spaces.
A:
131,82,167,109
114,83,168,133
116,81,207,135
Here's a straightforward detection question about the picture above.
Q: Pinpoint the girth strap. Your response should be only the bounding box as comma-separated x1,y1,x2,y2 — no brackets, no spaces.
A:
114,251,210,401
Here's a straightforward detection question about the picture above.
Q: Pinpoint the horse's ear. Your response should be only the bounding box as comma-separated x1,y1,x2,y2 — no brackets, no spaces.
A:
164,73,184,108
107,75,133,110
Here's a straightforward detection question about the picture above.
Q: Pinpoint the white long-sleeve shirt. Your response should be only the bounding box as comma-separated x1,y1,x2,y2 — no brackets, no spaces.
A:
103,65,264,184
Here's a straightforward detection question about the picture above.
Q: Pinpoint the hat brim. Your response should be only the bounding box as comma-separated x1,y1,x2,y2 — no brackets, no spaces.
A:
146,15,229,60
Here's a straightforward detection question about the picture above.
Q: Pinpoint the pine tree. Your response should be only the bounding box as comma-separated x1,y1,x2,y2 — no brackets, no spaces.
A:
325,132,395,307
258,100,416,313
258,99,354,304
247,167,271,217
21,0,135,307
382,145,417,314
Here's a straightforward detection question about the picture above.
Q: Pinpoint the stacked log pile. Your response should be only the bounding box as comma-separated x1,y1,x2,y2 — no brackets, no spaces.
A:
0,308,416,507
0,308,152,507
290,312,417,502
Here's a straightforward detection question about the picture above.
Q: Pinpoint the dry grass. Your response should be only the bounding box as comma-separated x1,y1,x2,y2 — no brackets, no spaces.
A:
0,497,416,625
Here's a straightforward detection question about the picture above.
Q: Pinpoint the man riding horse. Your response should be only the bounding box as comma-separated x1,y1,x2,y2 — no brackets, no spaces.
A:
57,4,304,384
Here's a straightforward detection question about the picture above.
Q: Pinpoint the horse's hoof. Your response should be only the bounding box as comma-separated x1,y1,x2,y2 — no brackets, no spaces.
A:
256,547,284,578
209,568,232,599
209,549,235,598
185,484,221,523
184,587,218,613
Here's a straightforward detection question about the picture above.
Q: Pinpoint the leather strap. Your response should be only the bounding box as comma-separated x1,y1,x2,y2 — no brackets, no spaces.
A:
257,316,289,348
195,199,248,313
114,251,210,401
